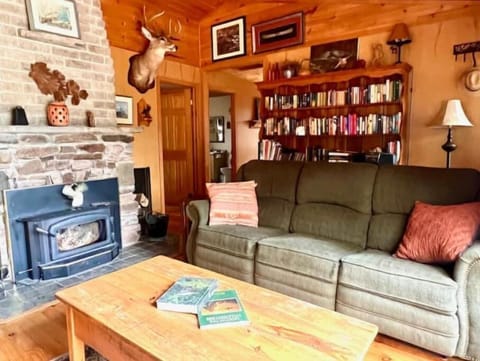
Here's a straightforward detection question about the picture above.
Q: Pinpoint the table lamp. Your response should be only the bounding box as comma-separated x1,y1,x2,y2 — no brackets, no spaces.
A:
387,23,412,64
434,99,473,168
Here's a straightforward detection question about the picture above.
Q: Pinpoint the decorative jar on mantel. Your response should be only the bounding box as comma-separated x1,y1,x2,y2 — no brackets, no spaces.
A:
47,101,69,126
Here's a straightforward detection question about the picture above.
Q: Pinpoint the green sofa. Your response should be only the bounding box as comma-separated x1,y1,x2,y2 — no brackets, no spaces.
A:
186,160,480,360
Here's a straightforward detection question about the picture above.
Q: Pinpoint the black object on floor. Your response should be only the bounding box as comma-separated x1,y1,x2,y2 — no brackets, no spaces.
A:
145,213,169,238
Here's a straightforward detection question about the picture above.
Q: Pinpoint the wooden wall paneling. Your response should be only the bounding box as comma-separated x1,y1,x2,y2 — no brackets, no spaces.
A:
200,3,308,68
199,1,480,70
100,0,201,66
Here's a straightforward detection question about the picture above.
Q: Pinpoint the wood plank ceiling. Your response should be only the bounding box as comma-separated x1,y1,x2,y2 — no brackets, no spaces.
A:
100,0,480,68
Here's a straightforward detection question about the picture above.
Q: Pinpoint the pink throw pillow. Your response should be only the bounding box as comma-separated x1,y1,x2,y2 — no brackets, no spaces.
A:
395,201,480,263
206,181,258,227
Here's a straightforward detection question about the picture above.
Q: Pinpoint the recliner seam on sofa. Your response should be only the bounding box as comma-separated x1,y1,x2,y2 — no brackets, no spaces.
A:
196,243,254,260
336,299,459,339
255,259,337,285
337,282,456,315
340,258,458,287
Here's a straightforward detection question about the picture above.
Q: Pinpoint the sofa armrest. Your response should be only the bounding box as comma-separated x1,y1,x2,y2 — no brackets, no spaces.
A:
185,199,210,264
453,241,480,360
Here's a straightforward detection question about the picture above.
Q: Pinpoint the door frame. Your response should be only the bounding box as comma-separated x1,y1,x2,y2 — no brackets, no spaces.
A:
156,77,206,209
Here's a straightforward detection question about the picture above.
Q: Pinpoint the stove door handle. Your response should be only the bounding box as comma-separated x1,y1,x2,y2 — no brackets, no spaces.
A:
35,226,55,237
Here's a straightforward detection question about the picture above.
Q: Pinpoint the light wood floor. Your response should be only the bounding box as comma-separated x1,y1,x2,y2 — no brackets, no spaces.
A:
0,300,456,361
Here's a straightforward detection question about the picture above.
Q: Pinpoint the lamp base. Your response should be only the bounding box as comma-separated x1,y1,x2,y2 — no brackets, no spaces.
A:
441,127,456,168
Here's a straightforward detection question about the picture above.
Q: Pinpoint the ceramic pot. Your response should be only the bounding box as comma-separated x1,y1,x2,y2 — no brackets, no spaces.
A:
47,101,69,126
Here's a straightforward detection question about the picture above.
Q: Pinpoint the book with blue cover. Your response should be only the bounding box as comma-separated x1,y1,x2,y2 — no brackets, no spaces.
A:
155,276,218,314
197,289,250,329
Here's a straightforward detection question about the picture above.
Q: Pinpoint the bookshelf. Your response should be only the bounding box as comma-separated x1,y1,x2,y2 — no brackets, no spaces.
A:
256,63,412,164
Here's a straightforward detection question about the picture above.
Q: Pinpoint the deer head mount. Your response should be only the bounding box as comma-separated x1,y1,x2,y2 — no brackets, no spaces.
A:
127,6,181,94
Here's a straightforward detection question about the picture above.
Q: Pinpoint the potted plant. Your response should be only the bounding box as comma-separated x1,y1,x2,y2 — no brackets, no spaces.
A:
29,62,88,126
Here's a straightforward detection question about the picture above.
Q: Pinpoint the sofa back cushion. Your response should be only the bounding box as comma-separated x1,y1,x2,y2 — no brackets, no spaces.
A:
368,165,480,252
291,162,378,247
237,160,304,230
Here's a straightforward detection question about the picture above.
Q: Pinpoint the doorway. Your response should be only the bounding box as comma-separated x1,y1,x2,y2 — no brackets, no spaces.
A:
208,92,234,183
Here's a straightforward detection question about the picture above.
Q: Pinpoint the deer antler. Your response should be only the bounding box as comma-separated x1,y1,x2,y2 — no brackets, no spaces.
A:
142,4,181,38
143,4,165,31
168,18,182,38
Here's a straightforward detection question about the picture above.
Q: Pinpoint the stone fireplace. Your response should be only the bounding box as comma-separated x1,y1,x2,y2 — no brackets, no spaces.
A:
0,129,141,283
0,1,141,283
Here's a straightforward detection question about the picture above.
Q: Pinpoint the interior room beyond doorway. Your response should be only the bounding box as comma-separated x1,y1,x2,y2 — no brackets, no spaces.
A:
209,92,233,183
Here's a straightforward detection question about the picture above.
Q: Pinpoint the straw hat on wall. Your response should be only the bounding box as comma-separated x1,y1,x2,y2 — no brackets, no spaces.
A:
465,67,480,92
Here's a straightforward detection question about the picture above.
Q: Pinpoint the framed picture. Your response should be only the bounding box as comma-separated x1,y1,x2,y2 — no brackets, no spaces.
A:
211,17,246,62
252,12,304,54
310,38,359,73
25,0,80,39
209,116,225,143
115,95,133,125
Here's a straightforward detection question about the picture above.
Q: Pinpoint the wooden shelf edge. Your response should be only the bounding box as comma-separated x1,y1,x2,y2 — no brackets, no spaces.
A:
256,63,412,89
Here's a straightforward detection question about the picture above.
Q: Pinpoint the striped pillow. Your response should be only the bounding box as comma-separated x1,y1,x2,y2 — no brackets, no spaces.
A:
206,181,258,227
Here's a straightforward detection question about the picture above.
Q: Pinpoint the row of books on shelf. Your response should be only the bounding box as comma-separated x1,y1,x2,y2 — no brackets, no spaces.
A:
259,140,305,161
155,276,249,329
264,79,403,110
259,139,400,164
263,112,402,136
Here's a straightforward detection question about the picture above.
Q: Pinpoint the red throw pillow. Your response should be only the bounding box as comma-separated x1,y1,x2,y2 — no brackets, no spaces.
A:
395,201,480,263
206,181,258,227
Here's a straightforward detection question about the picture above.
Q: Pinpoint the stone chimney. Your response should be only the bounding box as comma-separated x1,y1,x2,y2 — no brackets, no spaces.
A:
0,0,140,272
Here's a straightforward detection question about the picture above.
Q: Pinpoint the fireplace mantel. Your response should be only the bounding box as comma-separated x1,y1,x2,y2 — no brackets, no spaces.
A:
0,126,143,134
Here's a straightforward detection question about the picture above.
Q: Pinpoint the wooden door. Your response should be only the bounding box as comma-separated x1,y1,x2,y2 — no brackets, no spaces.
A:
160,88,194,207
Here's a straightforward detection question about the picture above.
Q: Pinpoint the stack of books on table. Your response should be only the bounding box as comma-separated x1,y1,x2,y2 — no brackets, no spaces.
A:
155,276,250,329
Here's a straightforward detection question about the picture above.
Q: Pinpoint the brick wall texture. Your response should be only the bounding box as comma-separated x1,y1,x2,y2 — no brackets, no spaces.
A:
0,0,116,127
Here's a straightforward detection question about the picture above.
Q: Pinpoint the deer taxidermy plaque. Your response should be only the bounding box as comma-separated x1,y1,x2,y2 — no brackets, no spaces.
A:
128,6,181,94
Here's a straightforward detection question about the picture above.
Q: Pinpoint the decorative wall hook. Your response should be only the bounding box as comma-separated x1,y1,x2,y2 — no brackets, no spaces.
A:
453,41,480,92
453,41,480,63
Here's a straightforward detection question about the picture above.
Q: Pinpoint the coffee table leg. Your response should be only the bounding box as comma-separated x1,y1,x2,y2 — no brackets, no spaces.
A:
65,306,86,361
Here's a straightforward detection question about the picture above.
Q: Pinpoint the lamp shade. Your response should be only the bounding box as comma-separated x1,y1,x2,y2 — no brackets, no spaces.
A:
387,23,412,46
438,99,473,128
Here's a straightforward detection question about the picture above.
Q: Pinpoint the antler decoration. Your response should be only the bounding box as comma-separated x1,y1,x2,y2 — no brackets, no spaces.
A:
142,4,181,38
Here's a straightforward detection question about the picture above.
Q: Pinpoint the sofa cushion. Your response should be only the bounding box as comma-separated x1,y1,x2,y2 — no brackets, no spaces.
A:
395,201,480,263
196,224,286,259
206,181,258,227
291,162,378,247
369,165,480,252
257,234,362,283
339,249,458,314
255,233,362,309
237,160,304,230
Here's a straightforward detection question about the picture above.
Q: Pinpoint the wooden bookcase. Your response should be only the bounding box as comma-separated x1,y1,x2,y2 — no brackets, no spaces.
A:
256,63,412,164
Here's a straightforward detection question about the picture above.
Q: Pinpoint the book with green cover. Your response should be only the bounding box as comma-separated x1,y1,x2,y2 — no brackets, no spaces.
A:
197,289,250,329
155,276,218,314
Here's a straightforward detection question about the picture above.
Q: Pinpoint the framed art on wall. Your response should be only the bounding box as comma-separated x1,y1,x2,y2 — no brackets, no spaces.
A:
25,0,80,38
310,38,359,73
211,17,246,62
115,95,133,125
252,12,304,54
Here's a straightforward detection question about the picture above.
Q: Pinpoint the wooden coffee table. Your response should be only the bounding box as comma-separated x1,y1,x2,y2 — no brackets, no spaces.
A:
56,256,377,361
